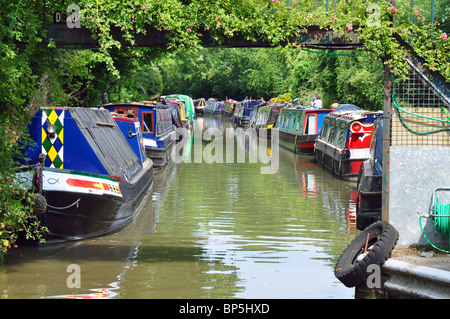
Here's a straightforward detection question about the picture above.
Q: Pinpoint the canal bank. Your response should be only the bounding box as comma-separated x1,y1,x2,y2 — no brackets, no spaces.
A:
356,247,450,299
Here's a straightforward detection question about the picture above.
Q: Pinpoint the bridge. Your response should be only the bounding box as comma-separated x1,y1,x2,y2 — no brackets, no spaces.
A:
44,24,363,50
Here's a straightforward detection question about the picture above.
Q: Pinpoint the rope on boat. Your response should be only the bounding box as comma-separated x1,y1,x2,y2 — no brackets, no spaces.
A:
47,198,81,210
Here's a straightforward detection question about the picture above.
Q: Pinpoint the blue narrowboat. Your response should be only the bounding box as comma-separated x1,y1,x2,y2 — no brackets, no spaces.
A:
233,99,266,127
314,104,383,181
17,107,154,243
273,107,332,155
204,98,222,115
103,102,176,167
111,111,147,164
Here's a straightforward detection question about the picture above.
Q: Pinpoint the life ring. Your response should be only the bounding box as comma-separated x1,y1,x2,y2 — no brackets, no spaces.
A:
334,220,399,288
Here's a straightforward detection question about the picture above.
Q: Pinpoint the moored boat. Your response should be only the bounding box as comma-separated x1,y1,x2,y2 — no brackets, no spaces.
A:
314,104,383,181
166,94,196,124
356,117,383,230
102,102,176,167
18,107,154,243
254,103,284,137
220,99,240,117
233,98,265,127
194,98,206,114
111,111,147,164
204,98,220,115
273,106,332,155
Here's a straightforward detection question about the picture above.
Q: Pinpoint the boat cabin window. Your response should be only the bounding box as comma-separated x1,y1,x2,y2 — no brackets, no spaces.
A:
320,119,329,140
142,112,154,134
337,125,347,148
334,121,348,147
305,114,317,135
328,123,336,144
156,109,173,136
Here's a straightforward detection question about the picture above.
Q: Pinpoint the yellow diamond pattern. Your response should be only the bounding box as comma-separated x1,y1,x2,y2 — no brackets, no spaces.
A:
47,109,59,125
58,127,64,144
47,145,58,162
41,127,47,144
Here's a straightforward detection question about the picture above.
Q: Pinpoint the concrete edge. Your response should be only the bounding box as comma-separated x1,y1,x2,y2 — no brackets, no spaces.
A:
381,259,450,298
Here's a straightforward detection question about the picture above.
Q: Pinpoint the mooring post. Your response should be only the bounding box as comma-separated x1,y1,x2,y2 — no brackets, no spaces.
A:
382,56,392,222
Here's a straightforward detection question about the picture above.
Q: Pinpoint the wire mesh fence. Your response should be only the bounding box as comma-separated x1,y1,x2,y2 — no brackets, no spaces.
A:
391,59,450,147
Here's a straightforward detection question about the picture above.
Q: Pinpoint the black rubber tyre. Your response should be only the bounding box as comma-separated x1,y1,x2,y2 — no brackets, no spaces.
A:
334,220,399,288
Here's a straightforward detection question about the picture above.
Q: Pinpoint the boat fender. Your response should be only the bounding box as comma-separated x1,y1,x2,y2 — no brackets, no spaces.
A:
31,193,47,216
334,220,399,287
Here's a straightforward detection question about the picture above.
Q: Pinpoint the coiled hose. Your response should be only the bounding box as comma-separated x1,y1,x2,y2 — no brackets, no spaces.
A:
420,195,450,253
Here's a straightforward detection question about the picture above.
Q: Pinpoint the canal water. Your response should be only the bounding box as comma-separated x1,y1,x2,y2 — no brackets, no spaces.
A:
1,115,358,299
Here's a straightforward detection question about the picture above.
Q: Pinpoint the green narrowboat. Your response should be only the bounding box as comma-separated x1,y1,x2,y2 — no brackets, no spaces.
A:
166,94,196,124
273,107,332,155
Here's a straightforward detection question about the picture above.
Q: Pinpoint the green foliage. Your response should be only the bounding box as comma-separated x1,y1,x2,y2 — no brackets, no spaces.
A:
76,0,449,81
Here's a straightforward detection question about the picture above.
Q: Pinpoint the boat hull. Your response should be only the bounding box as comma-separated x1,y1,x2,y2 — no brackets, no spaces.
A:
356,159,382,230
277,130,318,155
314,143,368,181
221,110,234,117
145,127,176,167
23,160,153,244
146,139,175,167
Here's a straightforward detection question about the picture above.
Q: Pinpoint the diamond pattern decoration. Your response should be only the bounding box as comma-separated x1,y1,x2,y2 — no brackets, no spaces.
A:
41,109,65,169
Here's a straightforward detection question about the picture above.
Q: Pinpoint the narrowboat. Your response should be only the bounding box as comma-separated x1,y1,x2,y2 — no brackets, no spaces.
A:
144,97,185,130
102,102,176,167
220,99,240,117
165,97,189,128
233,99,266,127
356,117,383,230
165,100,184,129
111,111,147,164
254,103,284,136
273,107,332,155
17,107,154,243
166,94,196,123
194,98,206,114
314,104,383,181
204,98,222,115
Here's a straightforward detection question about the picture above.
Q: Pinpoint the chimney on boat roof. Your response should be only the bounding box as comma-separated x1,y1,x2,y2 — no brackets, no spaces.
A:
102,90,110,104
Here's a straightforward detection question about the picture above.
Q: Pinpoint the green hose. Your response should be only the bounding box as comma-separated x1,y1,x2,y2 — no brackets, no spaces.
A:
419,196,450,253
392,93,450,135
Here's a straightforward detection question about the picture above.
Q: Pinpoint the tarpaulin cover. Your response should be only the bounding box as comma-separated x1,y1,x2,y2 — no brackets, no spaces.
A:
69,107,142,180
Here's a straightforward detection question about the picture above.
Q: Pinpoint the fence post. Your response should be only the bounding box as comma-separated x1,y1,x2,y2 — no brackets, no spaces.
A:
382,56,392,222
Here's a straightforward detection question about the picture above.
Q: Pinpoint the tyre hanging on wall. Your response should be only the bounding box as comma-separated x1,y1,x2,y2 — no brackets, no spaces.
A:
334,220,399,288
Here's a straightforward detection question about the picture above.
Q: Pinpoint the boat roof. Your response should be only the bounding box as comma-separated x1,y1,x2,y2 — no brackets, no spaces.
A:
100,102,172,111
329,104,382,120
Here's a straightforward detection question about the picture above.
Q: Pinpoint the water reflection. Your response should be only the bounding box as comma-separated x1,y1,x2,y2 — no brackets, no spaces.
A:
1,114,357,299
1,186,154,299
